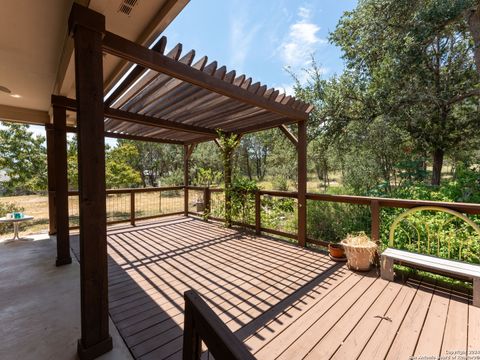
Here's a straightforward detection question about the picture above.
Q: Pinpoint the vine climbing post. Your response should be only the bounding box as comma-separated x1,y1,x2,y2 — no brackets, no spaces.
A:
298,120,307,247
216,132,240,227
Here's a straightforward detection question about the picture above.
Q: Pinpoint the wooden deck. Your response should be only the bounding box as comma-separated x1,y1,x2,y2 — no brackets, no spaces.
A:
72,216,478,360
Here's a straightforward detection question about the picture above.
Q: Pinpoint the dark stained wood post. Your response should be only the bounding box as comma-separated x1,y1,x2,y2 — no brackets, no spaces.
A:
52,105,72,266
46,125,56,235
130,190,136,226
69,4,112,359
204,187,211,219
183,292,203,360
297,120,307,247
371,200,380,244
255,190,261,235
184,144,189,216
184,144,196,216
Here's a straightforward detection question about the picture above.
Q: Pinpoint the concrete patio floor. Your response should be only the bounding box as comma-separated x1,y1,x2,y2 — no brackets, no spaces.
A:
0,234,132,360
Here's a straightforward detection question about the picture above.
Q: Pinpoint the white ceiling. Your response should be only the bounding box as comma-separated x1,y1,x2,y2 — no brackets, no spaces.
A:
0,0,188,123
0,0,72,111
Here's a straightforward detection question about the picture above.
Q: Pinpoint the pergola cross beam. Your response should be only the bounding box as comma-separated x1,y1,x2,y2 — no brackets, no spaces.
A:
52,95,217,137
278,125,298,148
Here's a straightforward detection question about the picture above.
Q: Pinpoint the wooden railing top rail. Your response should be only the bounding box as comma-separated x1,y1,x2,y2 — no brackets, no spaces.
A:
68,185,184,196
305,193,480,215
67,185,480,215
185,185,223,192
259,189,298,198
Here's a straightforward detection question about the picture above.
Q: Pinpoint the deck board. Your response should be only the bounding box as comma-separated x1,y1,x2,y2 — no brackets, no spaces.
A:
468,305,480,357
70,215,473,360
441,292,469,357
385,280,434,360
414,284,451,357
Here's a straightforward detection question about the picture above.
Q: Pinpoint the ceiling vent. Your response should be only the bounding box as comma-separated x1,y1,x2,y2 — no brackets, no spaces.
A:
118,0,138,16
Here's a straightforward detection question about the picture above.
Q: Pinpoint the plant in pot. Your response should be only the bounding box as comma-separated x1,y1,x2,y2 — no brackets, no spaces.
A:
341,233,378,271
328,242,346,261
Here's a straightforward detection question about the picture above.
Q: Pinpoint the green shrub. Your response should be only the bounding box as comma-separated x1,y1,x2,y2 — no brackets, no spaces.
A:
261,196,297,234
307,200,371,243
161,168,184,186
229,178,258,225
271,177,289,191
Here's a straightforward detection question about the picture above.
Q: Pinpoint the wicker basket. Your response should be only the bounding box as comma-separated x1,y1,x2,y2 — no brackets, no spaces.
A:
341,235,377,271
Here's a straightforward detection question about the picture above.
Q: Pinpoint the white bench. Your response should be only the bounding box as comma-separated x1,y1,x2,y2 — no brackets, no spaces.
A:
381,248,480,307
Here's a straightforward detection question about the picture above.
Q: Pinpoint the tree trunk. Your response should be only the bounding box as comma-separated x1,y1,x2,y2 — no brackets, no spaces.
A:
224,151,233,227
245,147,252,180
431,148,444,186
466,5,480,76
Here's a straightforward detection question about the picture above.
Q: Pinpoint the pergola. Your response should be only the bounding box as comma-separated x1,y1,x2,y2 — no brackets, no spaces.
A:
48,4,312,359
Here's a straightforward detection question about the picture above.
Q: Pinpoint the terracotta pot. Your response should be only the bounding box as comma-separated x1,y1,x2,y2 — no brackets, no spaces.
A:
328,243,346,259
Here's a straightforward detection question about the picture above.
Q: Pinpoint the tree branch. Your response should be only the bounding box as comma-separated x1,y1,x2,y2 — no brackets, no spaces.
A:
448,88,480,105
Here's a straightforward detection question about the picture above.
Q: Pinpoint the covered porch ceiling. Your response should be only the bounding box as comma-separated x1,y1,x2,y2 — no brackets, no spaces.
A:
0,0,189,125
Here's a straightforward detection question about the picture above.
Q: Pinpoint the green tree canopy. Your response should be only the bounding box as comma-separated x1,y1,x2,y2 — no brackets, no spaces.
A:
329,0,480,185
0,122,47,194
105,142,142,188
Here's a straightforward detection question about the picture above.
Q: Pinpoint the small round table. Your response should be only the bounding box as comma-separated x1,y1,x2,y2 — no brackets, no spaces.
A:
0,216,34,241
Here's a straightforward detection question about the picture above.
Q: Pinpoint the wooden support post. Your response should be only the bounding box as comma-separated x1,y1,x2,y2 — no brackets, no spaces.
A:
297,120,307,247
69,4,112,359
184,144,189,216
204,187,211,219
371,200,380,244
183,292,203,360
184,144,196,216
52,106,72,266
255,191,261,235
46,125,56,236
159,191,162,213
130,190,136,226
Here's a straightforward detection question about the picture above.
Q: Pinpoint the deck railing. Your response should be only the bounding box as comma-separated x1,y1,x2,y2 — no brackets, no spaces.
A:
186,186,480,254
183,290,255,360
67,186,184,229
67,185,480,261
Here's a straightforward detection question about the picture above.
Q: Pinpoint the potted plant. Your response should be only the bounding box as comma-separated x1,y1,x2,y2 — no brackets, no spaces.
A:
341,233,378,271
328,242,346,261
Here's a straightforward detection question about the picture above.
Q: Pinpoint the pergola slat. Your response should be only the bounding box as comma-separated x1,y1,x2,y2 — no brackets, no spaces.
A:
104,37,167,107
102,31,309,121
127,58,215,115
233,74,246,86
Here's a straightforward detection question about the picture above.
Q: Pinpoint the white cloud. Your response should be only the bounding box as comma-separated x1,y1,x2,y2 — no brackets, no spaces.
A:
280,6,326,68
278,83,296,96
229,6,261,72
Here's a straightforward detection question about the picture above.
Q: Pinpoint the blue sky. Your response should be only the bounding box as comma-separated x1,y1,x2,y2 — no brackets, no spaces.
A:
162,0,357,94
27,1,358,139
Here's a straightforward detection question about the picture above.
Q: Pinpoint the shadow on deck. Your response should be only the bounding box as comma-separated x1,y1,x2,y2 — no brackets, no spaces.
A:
71,215,478,360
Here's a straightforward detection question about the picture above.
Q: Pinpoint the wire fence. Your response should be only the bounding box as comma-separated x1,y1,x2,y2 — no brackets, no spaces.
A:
68,186,184,228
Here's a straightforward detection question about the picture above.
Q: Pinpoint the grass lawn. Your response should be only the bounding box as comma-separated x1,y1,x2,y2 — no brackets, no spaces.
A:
0,194,50,239
0,191,185,240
